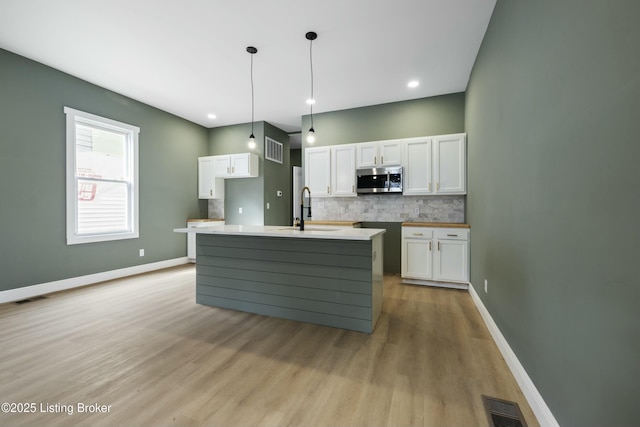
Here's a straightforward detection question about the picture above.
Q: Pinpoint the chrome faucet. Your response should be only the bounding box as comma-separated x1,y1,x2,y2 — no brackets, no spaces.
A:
300,186,311,230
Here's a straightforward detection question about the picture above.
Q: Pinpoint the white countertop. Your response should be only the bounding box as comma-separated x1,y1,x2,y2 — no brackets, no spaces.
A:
173,224,385,241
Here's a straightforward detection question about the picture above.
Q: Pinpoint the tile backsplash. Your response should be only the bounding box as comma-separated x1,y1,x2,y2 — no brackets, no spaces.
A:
208,199,225,219
211,195,465,223
306,194,464,223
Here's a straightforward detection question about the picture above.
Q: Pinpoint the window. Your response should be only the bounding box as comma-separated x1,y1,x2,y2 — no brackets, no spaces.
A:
64,107,139,245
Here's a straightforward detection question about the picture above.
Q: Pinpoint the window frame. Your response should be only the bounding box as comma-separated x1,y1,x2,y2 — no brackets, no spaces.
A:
64,107,140,245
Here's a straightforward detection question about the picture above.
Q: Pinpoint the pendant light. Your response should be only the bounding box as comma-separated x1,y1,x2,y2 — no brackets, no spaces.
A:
305,31,317,144
247,46,258,149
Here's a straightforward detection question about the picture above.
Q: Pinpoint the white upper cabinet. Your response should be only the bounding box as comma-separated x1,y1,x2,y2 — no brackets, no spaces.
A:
356,140,404,168
434,134,466,194
214,153,259,178
198,156,225,199
379,141,404,166
230,153,258,177
402,133,466,195
305,146,331,197
356,143,378,168
331,144,356,196
403,138,433,195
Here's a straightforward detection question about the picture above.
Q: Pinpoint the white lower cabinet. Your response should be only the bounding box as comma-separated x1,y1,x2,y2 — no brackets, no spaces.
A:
401,226,470,288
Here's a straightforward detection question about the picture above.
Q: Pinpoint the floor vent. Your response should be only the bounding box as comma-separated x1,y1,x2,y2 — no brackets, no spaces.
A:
482,395,527,427
14,296,47,305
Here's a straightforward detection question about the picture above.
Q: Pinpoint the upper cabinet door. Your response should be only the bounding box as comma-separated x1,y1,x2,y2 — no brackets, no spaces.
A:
198,156,224,199
403,139,433,195
230,153,258,178
356,143,378,168
305,147,331,197
434,134,466,194
379,141,403,166
213,156,231,177
331,145,356,196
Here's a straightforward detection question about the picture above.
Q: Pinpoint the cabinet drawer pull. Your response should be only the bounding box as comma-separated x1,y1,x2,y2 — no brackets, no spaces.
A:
412,233,423,236
447,234,458,237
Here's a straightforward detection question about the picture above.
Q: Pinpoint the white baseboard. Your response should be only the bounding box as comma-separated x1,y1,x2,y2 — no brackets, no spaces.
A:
468,283,559,427
0,257,190,304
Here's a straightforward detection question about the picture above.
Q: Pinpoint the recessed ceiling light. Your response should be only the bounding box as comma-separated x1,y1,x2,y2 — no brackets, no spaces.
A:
306,98,315,105
408,80,419,88
207,113,217,119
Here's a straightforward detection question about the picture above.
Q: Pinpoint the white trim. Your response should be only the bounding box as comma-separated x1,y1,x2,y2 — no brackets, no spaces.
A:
0,258,189,304
468,282,560,427
64,106,140,245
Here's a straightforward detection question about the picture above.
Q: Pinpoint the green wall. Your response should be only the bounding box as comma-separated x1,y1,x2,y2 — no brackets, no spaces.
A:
465,1,640,426
0,48,208,292
263,122,292,226
208,121,291,226
301,93,465,148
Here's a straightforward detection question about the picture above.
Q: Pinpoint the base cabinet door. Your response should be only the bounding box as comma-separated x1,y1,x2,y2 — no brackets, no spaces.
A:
401,227,433,279
434,239,468,282
402,239,433,279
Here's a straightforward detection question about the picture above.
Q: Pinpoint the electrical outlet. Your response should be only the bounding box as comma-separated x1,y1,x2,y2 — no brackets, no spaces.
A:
238,207,243,214
484,279,488,293
266,202,270,209
414,207,420,215
139,249,145,257
340,207,346,214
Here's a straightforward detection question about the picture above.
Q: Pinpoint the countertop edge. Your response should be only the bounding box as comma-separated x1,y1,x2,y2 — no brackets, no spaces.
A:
174,225,385,241
401,222,470,229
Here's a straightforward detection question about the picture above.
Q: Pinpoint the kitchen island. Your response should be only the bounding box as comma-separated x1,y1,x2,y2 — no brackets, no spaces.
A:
174,225,385,333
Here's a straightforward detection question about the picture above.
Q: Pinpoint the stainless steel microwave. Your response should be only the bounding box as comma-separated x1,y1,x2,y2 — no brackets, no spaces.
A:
356,166,403,194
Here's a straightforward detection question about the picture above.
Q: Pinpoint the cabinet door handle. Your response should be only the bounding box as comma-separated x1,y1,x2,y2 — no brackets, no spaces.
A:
429,241,432,251
232,166,235,174
447,234,458,237
381,155,384,164
209,189,212,196
374,156,377,165
428,182,432,192
437,182,440,191
227,167,230,174
437,242,440,251
352,185,355,193
327,186,330,194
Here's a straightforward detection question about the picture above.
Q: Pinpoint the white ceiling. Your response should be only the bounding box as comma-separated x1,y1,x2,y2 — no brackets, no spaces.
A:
0,0,495,135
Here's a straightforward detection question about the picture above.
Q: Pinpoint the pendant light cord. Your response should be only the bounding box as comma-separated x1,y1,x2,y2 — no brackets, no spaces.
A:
309,37,314,128
250,52,255,135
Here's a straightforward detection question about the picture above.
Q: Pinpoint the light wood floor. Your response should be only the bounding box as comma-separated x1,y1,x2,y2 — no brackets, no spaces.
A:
0,265,538,427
